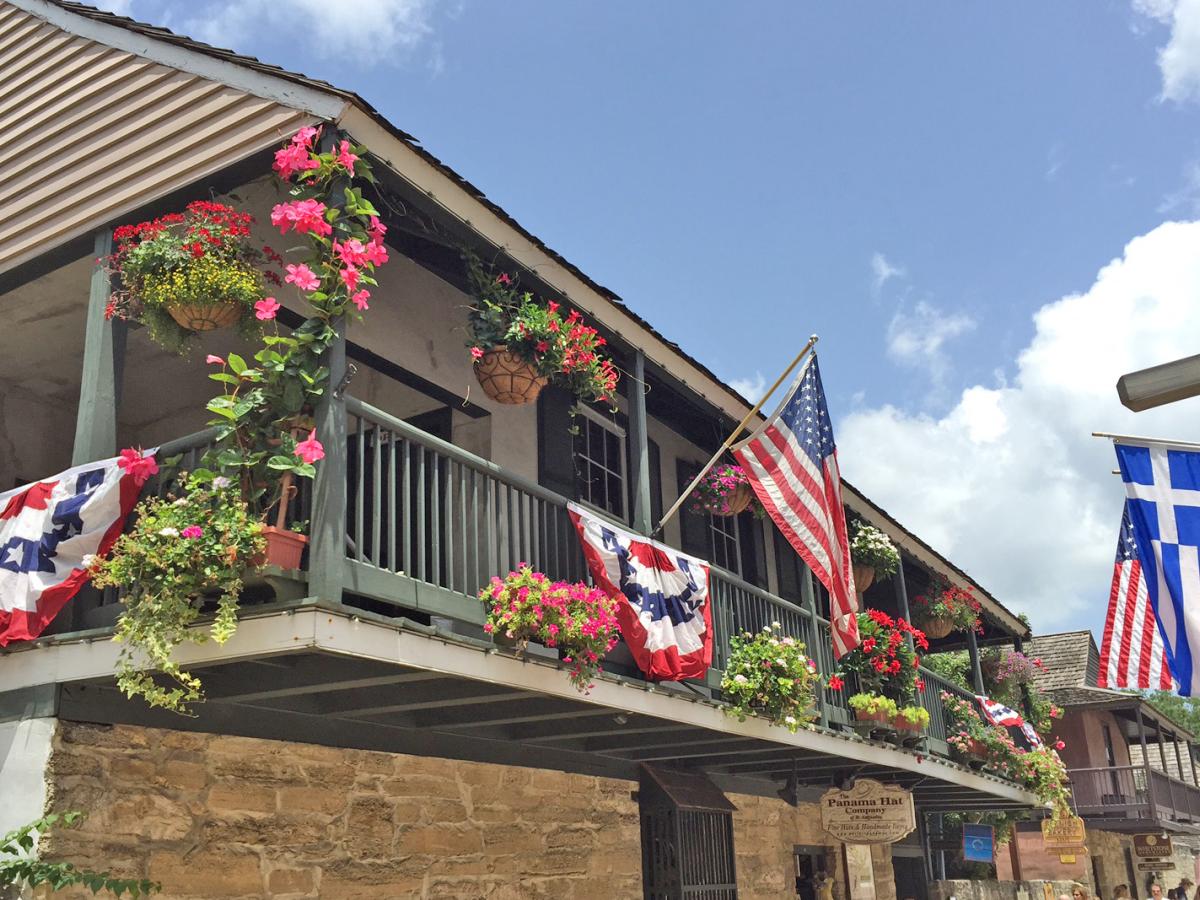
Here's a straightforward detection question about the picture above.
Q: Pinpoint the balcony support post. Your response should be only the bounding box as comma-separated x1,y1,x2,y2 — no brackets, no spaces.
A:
1137,707,1157,813
309,317,348,604
1013,636,1037,721
628,349,652,535
965,625,985,694
72,230,126,465
892,557,914,653
1175,732,1188,783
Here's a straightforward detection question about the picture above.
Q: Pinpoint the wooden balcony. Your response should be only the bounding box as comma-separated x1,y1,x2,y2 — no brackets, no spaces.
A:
1070,764,1200,833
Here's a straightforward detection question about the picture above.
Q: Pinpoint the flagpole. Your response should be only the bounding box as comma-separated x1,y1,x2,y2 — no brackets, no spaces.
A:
1092,431,1200,452
652,334,819,537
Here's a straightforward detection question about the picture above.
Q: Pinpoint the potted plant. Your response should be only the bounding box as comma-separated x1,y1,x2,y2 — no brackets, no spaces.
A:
105,200,280,353
849,521,900,594
479,565,620,692
689,464,764,518
89,472,265,712
835,609,929,736
464,253,618,407
721,623,819,732
892,704,931,744
910,578,982,639
848,692,898,733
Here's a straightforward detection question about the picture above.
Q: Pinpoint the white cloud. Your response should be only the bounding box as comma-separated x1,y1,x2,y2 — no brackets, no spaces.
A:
839,220,1200,631
1159,159,1200,214
90,0,135,13
885,300,976,385
870,252,905,295
730,372,768,403
1133,0,1200,102
174,0,440,64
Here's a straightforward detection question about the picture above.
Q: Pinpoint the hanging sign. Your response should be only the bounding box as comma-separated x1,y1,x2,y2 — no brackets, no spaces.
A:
1133,834,1173,859
962,824,995,863
1041,815,1086,854
820,778,916,845
1137,861,1176,872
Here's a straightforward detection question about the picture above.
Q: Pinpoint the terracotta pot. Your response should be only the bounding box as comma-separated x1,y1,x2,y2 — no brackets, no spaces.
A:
852,562,876,594
919,616,955,639
254,526,307,570
167,300,243,332
709,482,754,517
892,713,925,734
473,346,548,405
853,707,894,727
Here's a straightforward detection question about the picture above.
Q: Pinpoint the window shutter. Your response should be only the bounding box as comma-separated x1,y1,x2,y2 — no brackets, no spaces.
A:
648,439,663,529
676,460,709,559
537,386,578,499
774,525,803,603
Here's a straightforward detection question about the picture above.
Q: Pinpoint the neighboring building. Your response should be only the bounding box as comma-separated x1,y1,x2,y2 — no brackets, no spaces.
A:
0,2,1042,897
998,631,1200,898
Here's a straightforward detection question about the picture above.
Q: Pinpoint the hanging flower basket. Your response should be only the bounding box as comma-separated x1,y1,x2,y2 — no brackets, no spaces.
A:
721,482,755,517
167,299,244,332
473,345,548,405
688,464,764,518
918,616,955,640
852,562,876,594
254,525,308,570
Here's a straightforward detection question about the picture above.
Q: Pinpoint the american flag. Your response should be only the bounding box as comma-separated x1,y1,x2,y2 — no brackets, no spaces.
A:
1097,499,1175,691
732,355,859,657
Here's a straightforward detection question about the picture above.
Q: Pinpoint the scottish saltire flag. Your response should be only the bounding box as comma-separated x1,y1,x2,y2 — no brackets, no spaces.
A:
975,695,1042,750
568,502,712,681
1098,501,1175,691
1115,439,1200,696
732,355,860,658
0,454,146,645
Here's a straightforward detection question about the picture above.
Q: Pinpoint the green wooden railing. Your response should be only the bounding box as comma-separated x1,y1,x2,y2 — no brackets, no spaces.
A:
341,396,967,744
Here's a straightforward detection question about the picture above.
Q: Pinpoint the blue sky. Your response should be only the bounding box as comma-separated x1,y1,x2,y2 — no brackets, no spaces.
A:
104,0,1200,636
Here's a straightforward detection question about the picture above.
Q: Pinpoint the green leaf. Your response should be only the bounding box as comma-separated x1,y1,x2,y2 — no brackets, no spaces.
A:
266,455,298,471
208,372,240,385
226,353,247,376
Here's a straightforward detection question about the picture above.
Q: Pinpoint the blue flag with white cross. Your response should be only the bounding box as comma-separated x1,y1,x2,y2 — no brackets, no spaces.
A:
1114,439,1200,696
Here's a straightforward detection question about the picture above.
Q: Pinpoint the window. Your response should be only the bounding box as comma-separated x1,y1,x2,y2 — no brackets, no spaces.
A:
573,405,626,519
707,508,740,572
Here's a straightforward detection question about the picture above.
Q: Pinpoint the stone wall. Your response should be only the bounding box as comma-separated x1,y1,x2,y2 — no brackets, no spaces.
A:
38,720,897,899
42,721,641,899
930,879,1079,900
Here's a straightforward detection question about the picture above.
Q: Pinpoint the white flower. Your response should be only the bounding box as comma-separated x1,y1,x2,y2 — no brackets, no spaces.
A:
733,674,748,684
785,715,797,725
776,658,786,667
158,527,179,537
782,636,795,646
172,498,188,507
80,554,97,569
212,476,231,489
771,621,781,629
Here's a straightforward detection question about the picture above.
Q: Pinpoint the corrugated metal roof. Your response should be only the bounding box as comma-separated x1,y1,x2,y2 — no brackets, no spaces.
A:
31,0,1027,636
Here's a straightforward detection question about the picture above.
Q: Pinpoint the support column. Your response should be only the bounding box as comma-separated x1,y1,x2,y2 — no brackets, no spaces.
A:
892,557,914,652
1174,732,1188,783
72,231,125,465
966,626,985,694
1014,637,1036,721
309,318,347,604
1138,707,1157,812
628,350,652,535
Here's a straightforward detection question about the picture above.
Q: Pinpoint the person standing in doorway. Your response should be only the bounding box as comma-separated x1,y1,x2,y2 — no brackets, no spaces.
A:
813,869,834,900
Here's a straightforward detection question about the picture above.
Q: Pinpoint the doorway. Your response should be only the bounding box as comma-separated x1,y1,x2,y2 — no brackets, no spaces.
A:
794,845,831,899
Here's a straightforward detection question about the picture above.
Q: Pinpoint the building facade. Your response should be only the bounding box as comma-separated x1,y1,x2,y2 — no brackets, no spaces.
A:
0,1,1043,896
997,632,1200,898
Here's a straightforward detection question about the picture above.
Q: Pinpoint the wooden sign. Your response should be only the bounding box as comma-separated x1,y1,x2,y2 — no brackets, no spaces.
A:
1137,861,1176,872
820,778,916,845
1134,834,1173,859
1041,815,1085,851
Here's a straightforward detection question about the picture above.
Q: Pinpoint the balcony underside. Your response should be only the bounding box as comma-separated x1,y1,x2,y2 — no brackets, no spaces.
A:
1075,813,1200,835
4,600,1036,813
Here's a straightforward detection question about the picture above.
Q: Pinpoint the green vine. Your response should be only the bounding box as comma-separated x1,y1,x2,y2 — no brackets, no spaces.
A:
0,812,157,897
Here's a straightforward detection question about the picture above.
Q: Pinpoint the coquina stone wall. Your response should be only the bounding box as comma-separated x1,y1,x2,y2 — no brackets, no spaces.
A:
34,720,895,899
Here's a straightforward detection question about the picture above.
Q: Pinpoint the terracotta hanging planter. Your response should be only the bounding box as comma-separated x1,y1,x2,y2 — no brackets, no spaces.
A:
919,616,955,640
473,346,547,405
710,483,754,517
852,562,876,594
167,299,243,332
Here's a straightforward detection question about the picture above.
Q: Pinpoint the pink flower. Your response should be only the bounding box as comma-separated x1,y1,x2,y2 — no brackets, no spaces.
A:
351,290,371,311
496,273,512,285
340,266,360,291
273,142,319,180
470,347,485,360
285,263,320,292
117,447,159,486
368,216,387,242
294,430,325,464
335,139,358,175
292,125,320,148
270,199,332,236
205,354,225,365
334,238,369,268
181,525,203,539
254,297,281,320
1054,740,1065,750
364,240,388,267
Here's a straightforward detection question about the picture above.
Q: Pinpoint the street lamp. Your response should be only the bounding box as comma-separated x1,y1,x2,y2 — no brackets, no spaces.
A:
1116,353,1200,412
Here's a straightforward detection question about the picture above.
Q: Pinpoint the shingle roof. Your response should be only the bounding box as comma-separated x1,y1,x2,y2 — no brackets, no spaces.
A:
1026,631,1098,690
